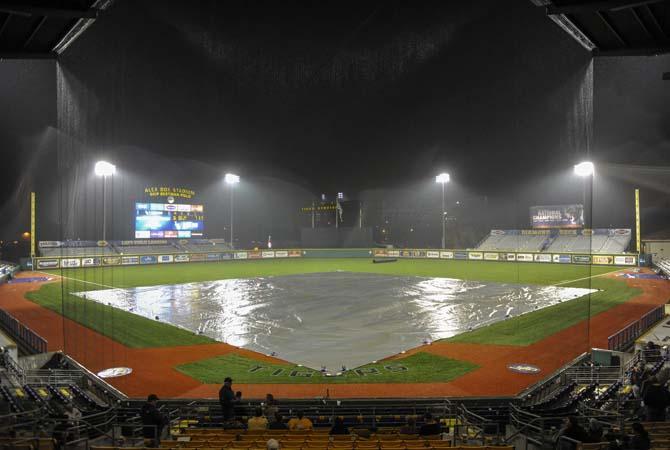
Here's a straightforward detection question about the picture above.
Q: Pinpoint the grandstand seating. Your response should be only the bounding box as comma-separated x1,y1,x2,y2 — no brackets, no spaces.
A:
179,241,232,253
39,246,118,257
476,234,547,252
477,230,630,253
114,244,180,255
656,258,670,277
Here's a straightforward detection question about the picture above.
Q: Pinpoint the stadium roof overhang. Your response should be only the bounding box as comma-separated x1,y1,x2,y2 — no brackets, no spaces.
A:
0,0,113,60
531,0,670,56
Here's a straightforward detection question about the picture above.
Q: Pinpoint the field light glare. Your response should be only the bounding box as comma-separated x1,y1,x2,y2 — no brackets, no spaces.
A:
94,161,116,177
224,173,240,184
573,161,594,177
435,173,450,184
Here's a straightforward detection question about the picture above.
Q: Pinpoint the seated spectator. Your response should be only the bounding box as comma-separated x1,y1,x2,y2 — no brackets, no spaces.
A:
586,419,603,443
248,407,269,431
330,416,348,435
267,438,280,450
555,416,588,450
400,416,417,435
141,394,168,448
642,376,670,421
419,413,441,436
269,413,288,430
288,410,313,431
630,423,650,450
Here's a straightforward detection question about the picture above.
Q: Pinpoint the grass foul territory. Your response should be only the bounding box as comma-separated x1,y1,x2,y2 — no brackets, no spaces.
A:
175,352,478,384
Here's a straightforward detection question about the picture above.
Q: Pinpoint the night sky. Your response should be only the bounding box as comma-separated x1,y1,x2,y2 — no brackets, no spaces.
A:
0,0,669,244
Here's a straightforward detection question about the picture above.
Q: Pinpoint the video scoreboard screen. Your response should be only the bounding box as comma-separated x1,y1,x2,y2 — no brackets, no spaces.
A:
135,203,204,239
530,204,583,229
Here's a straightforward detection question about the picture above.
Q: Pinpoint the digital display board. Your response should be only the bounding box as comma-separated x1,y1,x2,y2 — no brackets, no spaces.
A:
135,203,204,239
530,204,583,229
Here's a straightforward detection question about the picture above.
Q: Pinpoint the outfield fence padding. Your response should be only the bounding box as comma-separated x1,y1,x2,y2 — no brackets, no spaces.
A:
0,308,47,354
607,305,664,351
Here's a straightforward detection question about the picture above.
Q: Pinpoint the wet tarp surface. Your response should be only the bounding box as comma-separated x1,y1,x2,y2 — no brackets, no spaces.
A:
75,272,594,370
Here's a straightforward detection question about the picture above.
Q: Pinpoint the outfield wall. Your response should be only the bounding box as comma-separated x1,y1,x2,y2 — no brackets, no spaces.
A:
31,247,637,269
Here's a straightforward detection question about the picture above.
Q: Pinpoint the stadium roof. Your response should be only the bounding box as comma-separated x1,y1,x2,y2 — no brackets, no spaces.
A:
531,0,670,56
0,0,113,60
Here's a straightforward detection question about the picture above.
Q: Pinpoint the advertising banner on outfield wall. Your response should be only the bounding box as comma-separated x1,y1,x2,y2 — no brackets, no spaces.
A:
593,255,614,265
387,250,400,257
249,251,262,259
275,250,289,258
103,257,121,265
553,254,572,263
140,255,157,264
373,249,386,257
288,250,302,257
573,255,591,264
505,253,516,261
614,255,636,265
440,251,454,259
234,252,248,259
220,253,233,260
262,251,275,258
174,254,190,262
207,253,221,261
37,259,59,269
158,255,173,263
484,253,499,261
189,254,207,262
534,254,552,263
122,256,139,265
426,251,440,258
454,251,468,260
61,258,81,268
82,257,101,267
468,252,483,260
517,254,533,262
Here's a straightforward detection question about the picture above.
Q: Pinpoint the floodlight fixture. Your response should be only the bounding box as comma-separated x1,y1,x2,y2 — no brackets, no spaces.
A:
435,173,450,184
94,161,116,177
224,173,240,184
573,161,594,177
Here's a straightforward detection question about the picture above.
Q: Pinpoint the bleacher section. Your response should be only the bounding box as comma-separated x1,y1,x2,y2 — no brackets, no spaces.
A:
39,245,118,257
477,229,631,254
115,243,179,255
655,258,670,277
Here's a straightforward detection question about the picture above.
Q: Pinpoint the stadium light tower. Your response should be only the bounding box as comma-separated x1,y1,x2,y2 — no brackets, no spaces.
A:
94,161,116,241
573,161,594,177
224,173,240,248
435,173,450,249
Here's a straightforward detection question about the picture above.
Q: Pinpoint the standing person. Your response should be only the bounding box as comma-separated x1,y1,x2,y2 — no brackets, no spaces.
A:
141,394,168,448
288,410,313,431
419,413,441,436
219,377,237,421
248,407,269,431
642,376,670,421
264,394,278,422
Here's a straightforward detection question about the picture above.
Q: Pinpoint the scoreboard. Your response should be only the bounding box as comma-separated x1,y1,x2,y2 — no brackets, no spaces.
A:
135,202,204,239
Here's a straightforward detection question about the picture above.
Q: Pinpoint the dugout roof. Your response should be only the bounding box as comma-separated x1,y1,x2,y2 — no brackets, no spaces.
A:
0,0,113,60
531,0,670,56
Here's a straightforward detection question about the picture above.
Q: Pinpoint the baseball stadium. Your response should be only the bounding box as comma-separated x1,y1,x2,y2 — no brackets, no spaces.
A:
1,1,670,449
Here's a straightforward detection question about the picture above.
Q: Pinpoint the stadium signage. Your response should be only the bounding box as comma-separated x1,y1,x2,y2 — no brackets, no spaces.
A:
552,254,571,264
516,254,533,262
440,251,454,259
37,259,59,269
593,255,613,265
454,251,468,260
38,241,62,248
614,255,636,265
484,252,499,261
505,253,516,261
289,250,303,257
249,251,262,259
426,251,440,258
262,251,275,258
61,258,81,268
174,254,190,262
534,254,551,263
387,250,400,258
102,257,121,265
275,250,289,258
140,255,157,264
122,256,139,265
82,257,101,267
189,254,207,262
372,249,387,257
207,253,221,261
530,204,583,229
144,186,196,199
573,255,591,264
468,252,483,260
220,253,233,260
158,255,173,263
234,252,248,259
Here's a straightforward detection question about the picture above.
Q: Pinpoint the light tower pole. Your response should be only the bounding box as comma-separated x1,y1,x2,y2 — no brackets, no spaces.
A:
94,161,116,241
435,173,450,249
224,173,240,248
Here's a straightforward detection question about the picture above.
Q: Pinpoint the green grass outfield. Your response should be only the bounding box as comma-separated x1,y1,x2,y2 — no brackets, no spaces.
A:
176,352,478,384
22,258,639,383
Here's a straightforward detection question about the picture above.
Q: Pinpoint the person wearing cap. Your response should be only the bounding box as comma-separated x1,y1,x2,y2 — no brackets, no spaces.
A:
219,377,237,421
267,438,280,450
141,394,168,447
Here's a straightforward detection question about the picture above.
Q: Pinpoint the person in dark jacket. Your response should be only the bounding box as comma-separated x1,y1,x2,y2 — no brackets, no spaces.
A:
219,377,237,421
330,416,349,435
642,376,670,421
418,413,441,436
630,422,651,450
555,416,589,450
141,394,168,448
268,413,288,430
